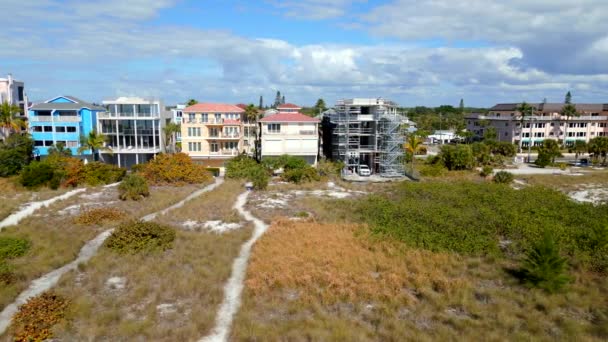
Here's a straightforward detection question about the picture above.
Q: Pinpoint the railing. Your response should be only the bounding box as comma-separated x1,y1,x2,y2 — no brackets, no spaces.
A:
299,130,316,135
104,146,161,153
209,133,240,139
209,150,239,156
29,116,80,122
99,112,159,119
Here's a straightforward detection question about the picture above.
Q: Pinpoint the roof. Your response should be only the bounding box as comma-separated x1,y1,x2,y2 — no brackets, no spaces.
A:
259,112,320,123
224,119,241,125
277,103,301,109
30,95,106,111
183,103,245,113
491,103,607,112
235,103,247,110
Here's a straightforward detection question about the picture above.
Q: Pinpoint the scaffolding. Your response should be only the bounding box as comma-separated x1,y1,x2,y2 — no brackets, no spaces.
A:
327,98,405,177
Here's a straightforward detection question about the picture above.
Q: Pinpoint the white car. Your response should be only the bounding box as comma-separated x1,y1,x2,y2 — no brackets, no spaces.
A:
358,165,371,176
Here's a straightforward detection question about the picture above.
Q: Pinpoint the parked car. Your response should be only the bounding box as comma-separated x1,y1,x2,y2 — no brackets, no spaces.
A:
571,158,589,167
358,165,371,176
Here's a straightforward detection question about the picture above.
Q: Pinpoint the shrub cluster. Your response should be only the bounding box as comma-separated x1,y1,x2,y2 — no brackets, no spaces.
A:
427,141,518,175
0,134,34,177
104,220,176,254
18,155,125,189
518,232,570,292
118,174,150,201
263,155,320,184
13,291,70,342
357,181,608,272
225,154,270,190
315,158,344,177
493,171,514,184
73,207,127,225
138,153,212,185
0,236,30,285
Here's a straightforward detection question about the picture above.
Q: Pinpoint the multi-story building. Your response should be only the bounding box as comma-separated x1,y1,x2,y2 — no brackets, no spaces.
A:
28,95,105,158
258,103,320,165
168,104,185,143
0,74,28,127
100,97,168,168
323,98,405,177
466,103,608,147
181,103,245,160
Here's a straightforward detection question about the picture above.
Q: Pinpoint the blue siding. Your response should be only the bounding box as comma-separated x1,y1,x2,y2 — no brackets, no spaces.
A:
48,96,76,103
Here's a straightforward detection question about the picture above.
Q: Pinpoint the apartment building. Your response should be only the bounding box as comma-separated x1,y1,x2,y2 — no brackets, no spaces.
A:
466,103,608,147
28,95,104,157
323,98,405,177
0,74,28,118
181,103,245,160
100,97,168,168
168,103,185,143
258,103,320,165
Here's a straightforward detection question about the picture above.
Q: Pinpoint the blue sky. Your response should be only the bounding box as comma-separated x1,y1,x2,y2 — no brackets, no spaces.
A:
1,0,608,107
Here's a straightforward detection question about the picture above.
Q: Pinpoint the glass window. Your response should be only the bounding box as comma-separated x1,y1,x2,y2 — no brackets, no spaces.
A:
67,127,76,133
55,126,66,133
268,124,281,133
32,126,43,132
210,142,219,152
44,126,52,132
44,140,53,146
34,140,43,146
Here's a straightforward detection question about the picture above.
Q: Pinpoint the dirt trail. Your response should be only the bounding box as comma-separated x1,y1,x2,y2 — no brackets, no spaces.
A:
200,190,269,342
0,179,222,336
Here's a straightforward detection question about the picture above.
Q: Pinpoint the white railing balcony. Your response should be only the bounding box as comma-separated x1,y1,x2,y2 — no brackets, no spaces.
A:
299,130,317,135
104,146,162,153
30,115,80,122
209,149,239,156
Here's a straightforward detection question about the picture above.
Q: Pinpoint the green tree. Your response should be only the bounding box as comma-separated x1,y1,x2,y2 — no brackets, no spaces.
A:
258,95,263,109
516,102,535,153
274,91,281,108
314,98,326,115
588,137,608,165
163,122,181,153
186,99,198,106
439,144,474,170
561,91,579,149
404,134,424,169
520,232,570,293
573,140,587,164
535,139,562,167
0,134,34,176
459,98,464,113
48,142,72,157
78,130,111,162
244,104,260,159
483,126,498,142
0,101,26,140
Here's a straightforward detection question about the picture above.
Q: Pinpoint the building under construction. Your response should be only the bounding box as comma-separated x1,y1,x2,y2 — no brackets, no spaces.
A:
323,98,405,177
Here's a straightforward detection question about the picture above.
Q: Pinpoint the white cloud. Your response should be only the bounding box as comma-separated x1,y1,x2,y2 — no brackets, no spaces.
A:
266,0,365,20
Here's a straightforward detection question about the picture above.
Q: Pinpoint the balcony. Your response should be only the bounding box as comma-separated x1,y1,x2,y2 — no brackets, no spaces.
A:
99,112,159,119
209,149,239,156
209,132,240,139
104,146,162,153
30,115,80,122
299,130,317,135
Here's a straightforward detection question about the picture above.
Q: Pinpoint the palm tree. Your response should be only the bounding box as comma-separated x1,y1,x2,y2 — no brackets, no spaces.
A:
78,130,111,162
0,101,26,140
244,104,260,159
163,122,181,153
561,91,579,149
48,142,73,157
516,102,534,153
588,137,608,165
187,99,198,106
404,134,424,169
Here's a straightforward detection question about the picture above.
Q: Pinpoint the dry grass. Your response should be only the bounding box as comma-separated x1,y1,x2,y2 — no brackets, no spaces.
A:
517,169,608,192
0,177,72,221
0,184,200,310
45,180,252,341
233,220,608,341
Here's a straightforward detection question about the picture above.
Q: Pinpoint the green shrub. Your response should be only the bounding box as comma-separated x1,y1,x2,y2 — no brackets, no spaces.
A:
226,155,270,190
104,220,176,254
83,161,126,186
534,152,552,168
317,158,344,177
419,163,447,177
119,174,150,201
19,161,54,188
480,166,494,177
493,171,514,184
439,145,474,170
13,291,70,342
519,232,570,293
0,134,34,177
0,236,30,259
490,141,517,157
282,166,320,184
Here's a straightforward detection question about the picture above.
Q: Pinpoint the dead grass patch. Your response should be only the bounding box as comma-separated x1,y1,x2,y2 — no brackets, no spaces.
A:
0,184,200,310
73,207,127,226
0,177,72,221
233,219,608,341
518,170,608,192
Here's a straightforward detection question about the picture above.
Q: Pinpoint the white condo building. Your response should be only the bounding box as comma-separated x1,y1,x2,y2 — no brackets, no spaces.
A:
0,74,28,119
258,103,320,165
99,97,170,168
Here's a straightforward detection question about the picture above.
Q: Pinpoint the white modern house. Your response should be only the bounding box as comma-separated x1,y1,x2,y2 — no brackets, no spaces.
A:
169,103,185,143
258,103,320,165
99,97,170,168
0,74,28,121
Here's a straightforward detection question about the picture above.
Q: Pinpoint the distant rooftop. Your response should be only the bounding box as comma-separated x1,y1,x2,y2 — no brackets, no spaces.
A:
259,112,319,123
183,103,245,113
30,95,105,111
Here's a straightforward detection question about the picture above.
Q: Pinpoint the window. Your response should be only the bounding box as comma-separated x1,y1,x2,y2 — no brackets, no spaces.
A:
67,127,76,133
66,141,78,147
522,132,530,138
188,142,202,151
210,142,219,152
44,126,52,132
209,128,219,137
505,122,509,127
224,127,239,137
534,123,545,128
268,123,281,133
34,140,43,146
44,140,53,146
504,132,508,136
32,126,43,132
534,132,544,138
599,123,607,128
55,126,66,133
577,132,586,137
550,122,554,127
188,127,201,136
201,113,208,123
496,113,500,117
224,141,238,150
188,114,195,123
549,132,554,136
214,114,221,123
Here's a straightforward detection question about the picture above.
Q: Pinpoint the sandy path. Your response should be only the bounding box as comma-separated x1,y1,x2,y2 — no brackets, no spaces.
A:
0,178,222,335
200,190,269,342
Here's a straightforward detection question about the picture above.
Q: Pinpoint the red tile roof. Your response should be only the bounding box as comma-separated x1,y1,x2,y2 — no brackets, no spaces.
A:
259,112,320,123
235,103,247,110
277,103,301,109
224,119,241,125
184,103,245,113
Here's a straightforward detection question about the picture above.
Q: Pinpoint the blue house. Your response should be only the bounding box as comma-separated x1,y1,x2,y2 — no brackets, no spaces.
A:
28,96,106,157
